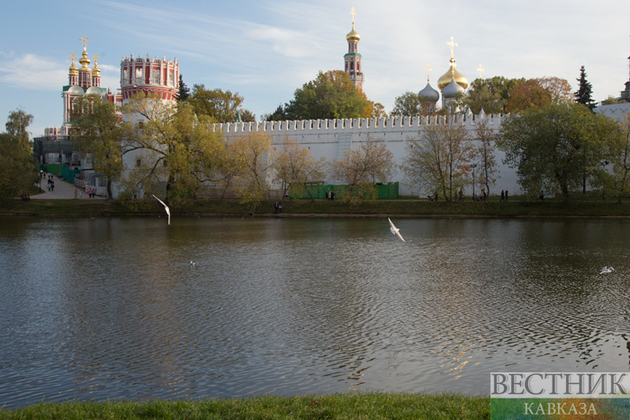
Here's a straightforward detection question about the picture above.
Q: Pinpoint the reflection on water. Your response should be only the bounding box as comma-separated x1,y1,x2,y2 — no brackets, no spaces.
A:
1,217,630,408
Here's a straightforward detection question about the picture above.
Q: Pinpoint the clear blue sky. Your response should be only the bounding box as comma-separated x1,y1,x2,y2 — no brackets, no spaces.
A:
1,0,628,137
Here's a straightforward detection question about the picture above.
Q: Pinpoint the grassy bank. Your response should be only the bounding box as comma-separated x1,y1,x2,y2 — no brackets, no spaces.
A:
4,196,630,218
0,393,490,419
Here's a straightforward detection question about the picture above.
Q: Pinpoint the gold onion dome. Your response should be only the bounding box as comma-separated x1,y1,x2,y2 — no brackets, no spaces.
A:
346,23,360,42
79,49,90,69
438,59,468,91
91,55,100,76
69,61,78,75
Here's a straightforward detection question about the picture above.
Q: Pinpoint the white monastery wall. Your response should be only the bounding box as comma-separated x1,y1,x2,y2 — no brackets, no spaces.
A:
211,112,521,197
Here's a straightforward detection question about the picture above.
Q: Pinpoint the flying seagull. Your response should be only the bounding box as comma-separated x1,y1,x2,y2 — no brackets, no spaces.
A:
388,217,405,242
152,194,170,225
600,266,614,275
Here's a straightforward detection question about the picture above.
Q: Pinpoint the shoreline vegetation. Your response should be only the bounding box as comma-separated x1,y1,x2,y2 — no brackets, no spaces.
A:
0,393,491,419
4,196,630,218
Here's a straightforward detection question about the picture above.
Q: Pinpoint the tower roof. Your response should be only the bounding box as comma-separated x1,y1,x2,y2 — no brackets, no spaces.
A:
442,77,464,99
437,60,468,90
346,7,360,42
419,82,439,102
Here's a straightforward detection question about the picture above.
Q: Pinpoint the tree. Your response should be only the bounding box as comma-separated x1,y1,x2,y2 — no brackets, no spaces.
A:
602,96,623,106
273,137,327,201
224,132,273,208
599,113,630,202
123,95,224,203
575,66,595,111
391,92,422,117
189,85,255,123
463,83,503,115
401,123,472,200
497,102,620,201
505,79,553,113
0,110,39,201
473,121,499,196
463,76,524,115
70,95,132,198
284,70,372,120
175,75,190,102
265,105,288,121
368,102,388,119
330,137,394,202
535,77,572,103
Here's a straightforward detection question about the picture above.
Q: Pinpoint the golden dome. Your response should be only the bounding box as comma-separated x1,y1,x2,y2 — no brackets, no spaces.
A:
346,23,360,42
437,58,468,91
91,54,100,77
79,49,90,70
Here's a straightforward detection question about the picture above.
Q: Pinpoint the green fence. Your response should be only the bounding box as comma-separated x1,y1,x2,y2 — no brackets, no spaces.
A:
40,164,62,176
290,182,399,200
61,166,81,184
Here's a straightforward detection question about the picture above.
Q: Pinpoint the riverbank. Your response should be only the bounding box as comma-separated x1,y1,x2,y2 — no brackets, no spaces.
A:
4,196,630,218
0,393,490,419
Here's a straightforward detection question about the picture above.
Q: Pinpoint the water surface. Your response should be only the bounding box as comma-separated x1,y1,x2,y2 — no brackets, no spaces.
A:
1,217,630,408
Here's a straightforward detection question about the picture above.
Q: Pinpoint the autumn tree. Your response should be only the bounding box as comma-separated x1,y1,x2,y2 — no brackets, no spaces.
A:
401,122,472,200
189,85,255,123
497,103,620,201
273,137,327,201
575,66,595,111
330,138,394,202
223,132,273,208
505,79,553,113
70,95,132,198
473,121,499,196
284,70,372,120
0,110,39,201
123,95,224,203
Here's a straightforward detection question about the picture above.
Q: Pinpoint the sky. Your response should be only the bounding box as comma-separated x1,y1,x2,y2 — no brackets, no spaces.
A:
1,0,629,137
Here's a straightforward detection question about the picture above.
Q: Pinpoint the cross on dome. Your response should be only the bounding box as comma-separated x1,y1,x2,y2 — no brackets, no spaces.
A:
350,6,356,25
425,64,432,82
80,35,89,50
447,37,458,59
477,65,484,78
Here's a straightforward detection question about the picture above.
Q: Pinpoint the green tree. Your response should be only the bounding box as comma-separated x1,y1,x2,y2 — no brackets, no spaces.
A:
598,113,630,202
0,110,38,201
284,70,372,120
463,76,525,115
497,103,620,201
273,137,327,201
401,122,472,200
70,95,132,198
575,66,595,111
331,137,394,203
391,92,422,117
175,75,191,102
123,95,224,203
189,85,254,123
265,105,288,121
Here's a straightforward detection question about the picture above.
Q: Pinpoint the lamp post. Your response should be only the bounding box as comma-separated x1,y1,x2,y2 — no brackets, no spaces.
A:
471,164,477,200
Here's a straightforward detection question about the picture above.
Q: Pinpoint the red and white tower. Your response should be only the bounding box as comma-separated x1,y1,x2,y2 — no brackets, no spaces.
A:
344,7,364,91
120,54,179,104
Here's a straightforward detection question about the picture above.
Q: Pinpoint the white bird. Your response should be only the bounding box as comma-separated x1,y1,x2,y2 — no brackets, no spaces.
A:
190,261,196,266
388,217,405,242
600,266,614,275
152,194,170,225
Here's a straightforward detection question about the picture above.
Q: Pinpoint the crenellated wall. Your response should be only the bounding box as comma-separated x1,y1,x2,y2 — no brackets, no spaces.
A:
209,111,518,197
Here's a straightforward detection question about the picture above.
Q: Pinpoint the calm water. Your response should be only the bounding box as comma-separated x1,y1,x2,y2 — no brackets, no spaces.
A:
1,216,630,409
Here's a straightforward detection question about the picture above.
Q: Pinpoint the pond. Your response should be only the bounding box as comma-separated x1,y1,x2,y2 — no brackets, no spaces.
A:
1,216,629,409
